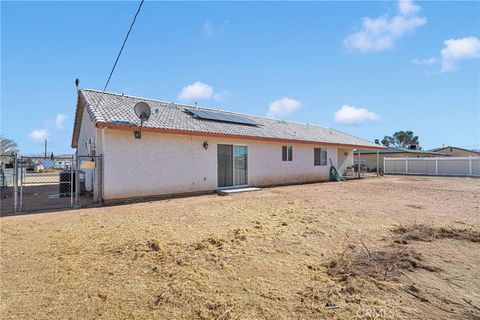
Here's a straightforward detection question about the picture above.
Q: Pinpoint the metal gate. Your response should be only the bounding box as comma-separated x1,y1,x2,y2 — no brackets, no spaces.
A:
19,156,75,211
75,155,103,208
0,154,17,215
0,154,103,215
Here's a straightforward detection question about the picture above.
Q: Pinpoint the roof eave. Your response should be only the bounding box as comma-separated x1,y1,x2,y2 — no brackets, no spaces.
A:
71,90,91,149
360,150,448,155
429,146,480,155
96,121,385,150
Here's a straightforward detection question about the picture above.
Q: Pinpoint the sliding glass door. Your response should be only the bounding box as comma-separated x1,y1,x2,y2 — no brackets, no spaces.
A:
217,144,233,187
234,146,248,186
217,145,248,188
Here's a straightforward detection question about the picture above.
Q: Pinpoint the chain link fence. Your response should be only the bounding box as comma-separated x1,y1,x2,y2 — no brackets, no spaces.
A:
76,155,103,207
0,154,103,215
0,154,17,214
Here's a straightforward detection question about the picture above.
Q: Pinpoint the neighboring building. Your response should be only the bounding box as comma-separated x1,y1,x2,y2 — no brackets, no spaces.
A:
358,147,449,172
71,89,383,201
53,158,73,170
19,156,73,172
429,146,480,157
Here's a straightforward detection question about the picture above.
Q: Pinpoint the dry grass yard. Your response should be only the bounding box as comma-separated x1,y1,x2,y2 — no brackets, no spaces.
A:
1,176,479,319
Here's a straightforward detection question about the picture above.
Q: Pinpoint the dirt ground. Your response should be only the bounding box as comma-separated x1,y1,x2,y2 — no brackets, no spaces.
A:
1,176,479,319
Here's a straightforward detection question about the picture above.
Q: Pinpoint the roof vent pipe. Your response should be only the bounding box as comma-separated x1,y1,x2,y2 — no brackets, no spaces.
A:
195,101,199,110
374,139,380,144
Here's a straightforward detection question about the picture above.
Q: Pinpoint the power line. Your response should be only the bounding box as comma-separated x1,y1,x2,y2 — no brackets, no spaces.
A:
103,0,145,92
88,0,145,114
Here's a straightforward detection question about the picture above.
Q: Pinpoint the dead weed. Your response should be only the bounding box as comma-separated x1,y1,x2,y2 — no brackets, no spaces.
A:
323,224,479,302
392,224,480,243
325,244,439,282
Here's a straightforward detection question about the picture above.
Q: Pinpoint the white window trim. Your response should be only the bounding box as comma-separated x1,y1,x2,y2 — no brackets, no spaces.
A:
314,147,328,166
232,144,248,187
282,145,293,162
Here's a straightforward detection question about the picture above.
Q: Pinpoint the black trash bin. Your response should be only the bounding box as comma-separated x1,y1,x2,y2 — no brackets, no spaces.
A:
59,169,86,196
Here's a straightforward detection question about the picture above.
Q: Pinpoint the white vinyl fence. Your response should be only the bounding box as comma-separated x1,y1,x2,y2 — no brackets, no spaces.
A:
384,157,480,177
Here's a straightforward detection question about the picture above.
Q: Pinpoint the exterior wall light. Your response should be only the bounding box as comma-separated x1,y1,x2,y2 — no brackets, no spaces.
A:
203,141,209,150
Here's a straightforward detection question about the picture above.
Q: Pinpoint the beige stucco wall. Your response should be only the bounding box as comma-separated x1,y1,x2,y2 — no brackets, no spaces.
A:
77,108,96,156
101,129,341,200
432,147,480,157
76,108,104,201
337,148,354,175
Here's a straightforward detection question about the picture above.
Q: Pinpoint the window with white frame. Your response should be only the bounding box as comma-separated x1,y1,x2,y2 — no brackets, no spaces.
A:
314,148,328,166
282,146,293,161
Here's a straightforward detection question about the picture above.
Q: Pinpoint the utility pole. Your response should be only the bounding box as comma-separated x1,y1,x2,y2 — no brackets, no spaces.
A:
44,139,47,159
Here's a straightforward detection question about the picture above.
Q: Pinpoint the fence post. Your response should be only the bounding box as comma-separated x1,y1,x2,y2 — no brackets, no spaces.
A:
13,153,18,213
99,154,103,206
435,158,439,175
405,158,409,174
355,150,358,178
358,151,362,178
376,150,380,176
75,155,79,207
383,157,386,174
19,157,23,212
469,157,473,176
70,155,74,207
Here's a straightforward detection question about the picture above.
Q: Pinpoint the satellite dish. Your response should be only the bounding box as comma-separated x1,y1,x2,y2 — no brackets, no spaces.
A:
134,101,151,122
133,102,151,139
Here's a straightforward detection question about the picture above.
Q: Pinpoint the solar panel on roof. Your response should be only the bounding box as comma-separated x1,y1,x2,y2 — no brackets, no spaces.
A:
187,109,259,126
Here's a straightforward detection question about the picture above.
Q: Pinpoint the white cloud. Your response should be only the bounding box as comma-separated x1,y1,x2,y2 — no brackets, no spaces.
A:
201,19,229,38
441,37,480,72
55,114,67,129
267,98,302,118
202,20,215,38
213,91,232,102
413,36,480,72
398,0,421,15
177,81,214,101
29,129,49,143
412,57,437,66
344,0,426,53
177,81,232,103
334,105,380,125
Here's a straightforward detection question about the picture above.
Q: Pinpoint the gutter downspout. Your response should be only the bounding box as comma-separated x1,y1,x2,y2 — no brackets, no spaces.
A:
377,150,380,176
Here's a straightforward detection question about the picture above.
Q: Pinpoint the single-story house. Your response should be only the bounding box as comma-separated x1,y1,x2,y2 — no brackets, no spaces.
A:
358,147,449,172
71,89,383,201
429,146,480,157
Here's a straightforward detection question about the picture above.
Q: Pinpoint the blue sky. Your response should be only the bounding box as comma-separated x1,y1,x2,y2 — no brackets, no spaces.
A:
1,1,479,154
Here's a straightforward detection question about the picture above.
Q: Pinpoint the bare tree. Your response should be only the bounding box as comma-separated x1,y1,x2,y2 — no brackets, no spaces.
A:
0,135,18,167
0,135,19,155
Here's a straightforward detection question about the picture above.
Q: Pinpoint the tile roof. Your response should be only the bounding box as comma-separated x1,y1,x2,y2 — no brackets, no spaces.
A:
72,89,383,149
